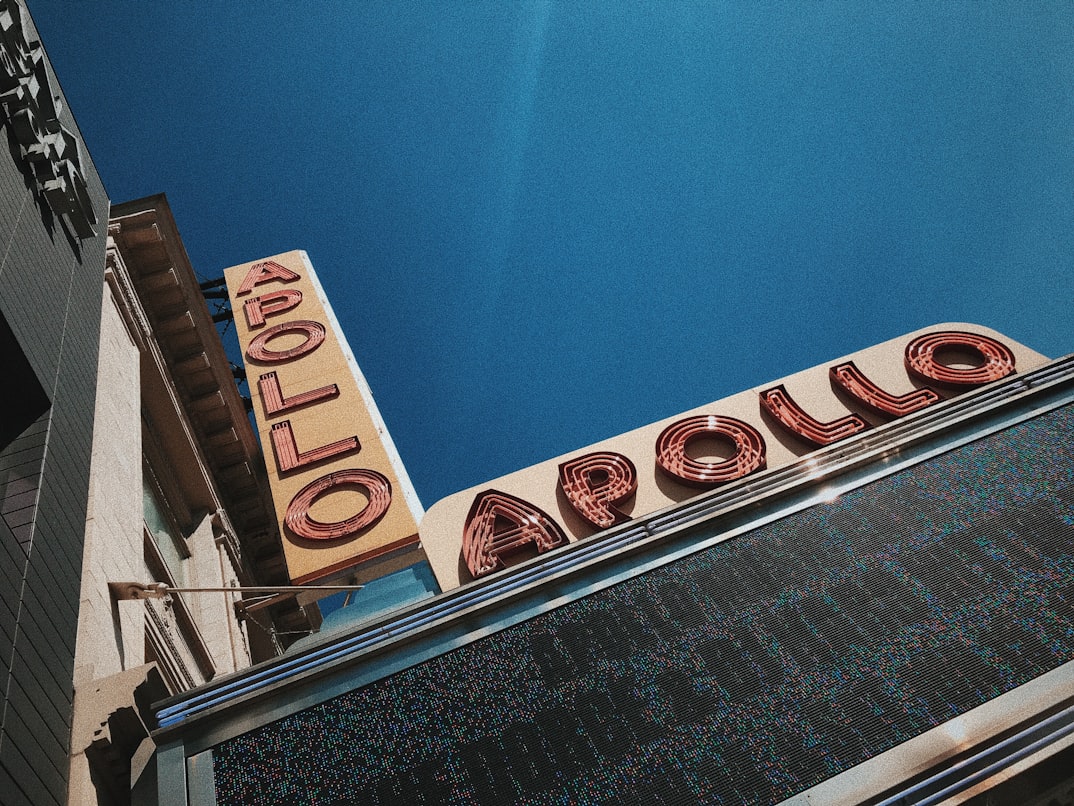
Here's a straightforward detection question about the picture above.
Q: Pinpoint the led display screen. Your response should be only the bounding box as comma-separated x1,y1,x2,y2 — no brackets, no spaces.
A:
213,404,1074,804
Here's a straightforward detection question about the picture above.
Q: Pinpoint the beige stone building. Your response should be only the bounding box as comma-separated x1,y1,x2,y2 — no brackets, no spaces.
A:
67,196,312,805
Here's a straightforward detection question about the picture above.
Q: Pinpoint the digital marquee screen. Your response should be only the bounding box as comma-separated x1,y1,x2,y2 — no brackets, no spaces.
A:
213,404,1074,805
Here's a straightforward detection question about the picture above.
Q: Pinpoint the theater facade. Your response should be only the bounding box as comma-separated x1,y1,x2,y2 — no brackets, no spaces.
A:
149,322,1074,805
6,1,1073,803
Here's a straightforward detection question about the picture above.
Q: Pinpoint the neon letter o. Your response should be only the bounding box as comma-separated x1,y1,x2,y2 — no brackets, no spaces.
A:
284,469,392,541
246,320,326,363
656,415,766,487
905,331,1015,386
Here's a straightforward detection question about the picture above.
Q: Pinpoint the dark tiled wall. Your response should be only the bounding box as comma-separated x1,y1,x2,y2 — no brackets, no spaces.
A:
0,12,109,803
1,411,50,554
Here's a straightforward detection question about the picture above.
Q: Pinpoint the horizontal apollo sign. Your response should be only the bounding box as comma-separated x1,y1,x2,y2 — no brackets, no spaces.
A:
420,324,1049,590
225,251,424,585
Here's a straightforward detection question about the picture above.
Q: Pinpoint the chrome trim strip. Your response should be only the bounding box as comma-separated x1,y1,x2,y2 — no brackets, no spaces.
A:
155,355,1074,734
873,701,1074,806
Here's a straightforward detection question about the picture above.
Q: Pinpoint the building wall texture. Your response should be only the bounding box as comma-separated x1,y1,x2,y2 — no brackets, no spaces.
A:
0,5,109,804
68,275,249,804
64,195,310,806
74,289,143,683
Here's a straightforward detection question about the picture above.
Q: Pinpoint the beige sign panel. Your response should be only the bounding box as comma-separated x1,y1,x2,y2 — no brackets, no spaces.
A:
225,251,423,584
421,323,1049,591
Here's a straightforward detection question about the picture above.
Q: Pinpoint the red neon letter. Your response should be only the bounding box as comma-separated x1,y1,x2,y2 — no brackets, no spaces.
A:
243,289,303,328
463,490,568,579
246,320,326,363
235,260,301,296
656,415,766,487
258,372,339,416
558,452,637,529
759,385,868,446
905,331,1016,387
829,361,940,418
269,421,360,474
284,469,392,541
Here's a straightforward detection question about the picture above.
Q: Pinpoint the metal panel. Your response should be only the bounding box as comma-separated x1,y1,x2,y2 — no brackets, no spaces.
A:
186,750,216,806
154,741,188,806
206,398,1074,803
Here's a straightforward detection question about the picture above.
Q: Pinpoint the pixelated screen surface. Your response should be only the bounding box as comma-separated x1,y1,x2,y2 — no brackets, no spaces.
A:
213,404,1074,805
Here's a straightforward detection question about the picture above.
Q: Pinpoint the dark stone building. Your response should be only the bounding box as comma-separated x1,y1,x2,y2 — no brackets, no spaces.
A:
0,1,109,803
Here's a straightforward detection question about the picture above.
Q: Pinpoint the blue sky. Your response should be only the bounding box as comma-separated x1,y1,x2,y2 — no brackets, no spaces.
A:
30,2,1074,507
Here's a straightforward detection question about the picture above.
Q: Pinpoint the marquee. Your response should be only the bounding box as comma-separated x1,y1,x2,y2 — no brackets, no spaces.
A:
421,324,1048,590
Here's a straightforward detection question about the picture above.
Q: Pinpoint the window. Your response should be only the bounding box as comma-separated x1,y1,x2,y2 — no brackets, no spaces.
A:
142,472,188,586
0,312,50,554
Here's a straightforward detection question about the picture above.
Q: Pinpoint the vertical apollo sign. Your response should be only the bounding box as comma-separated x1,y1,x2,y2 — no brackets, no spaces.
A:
225,252,423,584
